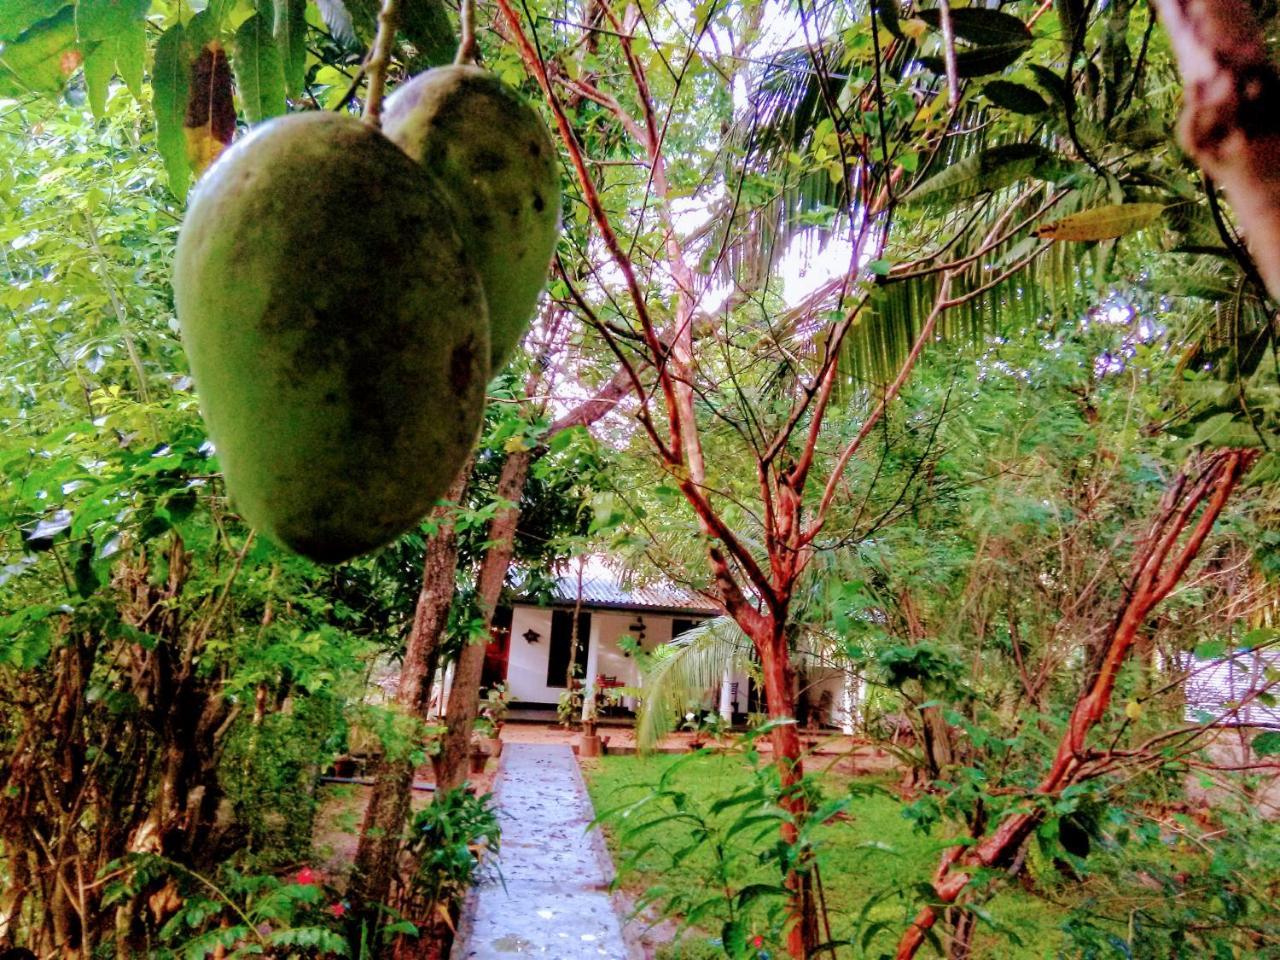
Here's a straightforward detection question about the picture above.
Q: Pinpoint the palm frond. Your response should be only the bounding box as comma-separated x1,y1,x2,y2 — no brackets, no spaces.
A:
633,617,753,752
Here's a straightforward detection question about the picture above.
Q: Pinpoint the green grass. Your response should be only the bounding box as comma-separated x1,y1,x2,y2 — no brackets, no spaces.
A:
582,752,1072,959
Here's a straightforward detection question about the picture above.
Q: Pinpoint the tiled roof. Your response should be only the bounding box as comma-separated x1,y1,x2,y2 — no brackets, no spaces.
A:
524,561,720,615
1182,650,1280,728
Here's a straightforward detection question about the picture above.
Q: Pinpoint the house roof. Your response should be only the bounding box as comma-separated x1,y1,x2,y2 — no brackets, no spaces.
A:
520,559,720,616
1183,650,1280,728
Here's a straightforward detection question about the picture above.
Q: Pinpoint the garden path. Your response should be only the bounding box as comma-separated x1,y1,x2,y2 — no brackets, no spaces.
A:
455,742,631,959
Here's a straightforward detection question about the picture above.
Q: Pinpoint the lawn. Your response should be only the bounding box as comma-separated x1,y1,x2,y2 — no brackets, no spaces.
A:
582,751,1073,959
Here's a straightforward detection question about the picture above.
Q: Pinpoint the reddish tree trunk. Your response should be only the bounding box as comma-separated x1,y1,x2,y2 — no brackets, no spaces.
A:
895,449,1256,959
752,616,819,957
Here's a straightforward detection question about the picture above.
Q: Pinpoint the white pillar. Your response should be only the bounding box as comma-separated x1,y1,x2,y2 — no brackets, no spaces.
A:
718,666,733,722
835,672,859,734
437,662,455,719
580,620,600,722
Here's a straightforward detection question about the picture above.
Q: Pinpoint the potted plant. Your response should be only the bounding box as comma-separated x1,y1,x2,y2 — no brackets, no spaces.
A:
468,740,489,775
682,711,706,751
478,683,509,758
578,688,603,758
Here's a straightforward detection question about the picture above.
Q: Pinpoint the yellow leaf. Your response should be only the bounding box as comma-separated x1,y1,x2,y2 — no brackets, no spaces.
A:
1125,700,1143,721
1033,203,1165,242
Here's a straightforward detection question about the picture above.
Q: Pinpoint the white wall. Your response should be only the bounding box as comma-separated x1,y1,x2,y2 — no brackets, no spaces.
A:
505,606,561,704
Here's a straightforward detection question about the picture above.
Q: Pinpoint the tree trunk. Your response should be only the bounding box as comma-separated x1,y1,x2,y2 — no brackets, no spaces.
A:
433,450,532,792
349,466,470,927
754,617,819,959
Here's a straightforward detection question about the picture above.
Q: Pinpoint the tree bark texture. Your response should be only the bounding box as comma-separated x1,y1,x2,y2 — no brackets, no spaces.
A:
433,449,532,792
349,466,470,925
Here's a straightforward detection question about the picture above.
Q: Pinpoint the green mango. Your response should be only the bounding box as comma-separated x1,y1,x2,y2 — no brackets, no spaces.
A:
174,111,489,563
383,66,560,371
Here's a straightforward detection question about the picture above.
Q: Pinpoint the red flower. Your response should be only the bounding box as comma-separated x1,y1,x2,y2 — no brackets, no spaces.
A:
753,936,763,948
295,866,318,885
329,901,347,918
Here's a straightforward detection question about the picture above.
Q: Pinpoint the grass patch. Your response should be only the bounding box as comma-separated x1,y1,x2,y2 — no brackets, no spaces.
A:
582,751,1072,959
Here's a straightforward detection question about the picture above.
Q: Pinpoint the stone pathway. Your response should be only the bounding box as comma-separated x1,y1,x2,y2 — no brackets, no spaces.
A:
456,743,630,959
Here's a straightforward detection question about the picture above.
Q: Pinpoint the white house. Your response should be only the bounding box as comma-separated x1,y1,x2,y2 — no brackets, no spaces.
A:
475,559,855,729
488,562,732,716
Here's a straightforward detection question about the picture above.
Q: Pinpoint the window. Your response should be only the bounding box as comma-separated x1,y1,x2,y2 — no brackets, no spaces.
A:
546,610,591,688
671,618,703,639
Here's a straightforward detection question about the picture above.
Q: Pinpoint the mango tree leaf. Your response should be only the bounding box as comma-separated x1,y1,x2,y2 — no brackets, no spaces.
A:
75,0,148,110
399,0,456,66
981,80,1048,114
152,22,192,200
918,41,1031,78
1028,64,1072,112
272,0,305,97
184,41,235,174
81,32,112,114
0,6,82,96
112,10,141,91
74,0,148,40
905,143,1056,205
915,7,1032,45
232,11,286,124
1033,202,1165,241
0,0,69,41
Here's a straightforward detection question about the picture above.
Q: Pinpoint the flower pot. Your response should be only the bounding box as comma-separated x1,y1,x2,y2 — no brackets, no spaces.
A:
579,733,602,758
469,746,488,775
484,736,503,758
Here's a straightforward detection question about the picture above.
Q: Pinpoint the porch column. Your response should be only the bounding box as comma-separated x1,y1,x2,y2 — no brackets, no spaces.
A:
835,671,859,735
580,619,600,722
718,666,733,722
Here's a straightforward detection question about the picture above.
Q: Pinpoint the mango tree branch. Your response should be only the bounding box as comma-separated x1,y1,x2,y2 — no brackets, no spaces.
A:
1153,0,1280,300
455,0,478,65
893,447,1257,959
361,0,399,126
493,0,684,462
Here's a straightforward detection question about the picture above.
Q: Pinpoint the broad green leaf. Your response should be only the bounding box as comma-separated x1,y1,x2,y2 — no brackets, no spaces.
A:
75,0,147,108
1033,202,1165,241
81,31,112,114
113,9,141,93
398,0,455,65
152,22,192,200
1028,64,1072,112
915,7,1033,45
0,6,81,96
74,0,148,40
233,11,286,123
0,0,68,41
1186,411,1257,448
904,143,1056,205
272,0,305,97
1253,731,1280,757
918,40,1031,78
981,80,1048,114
